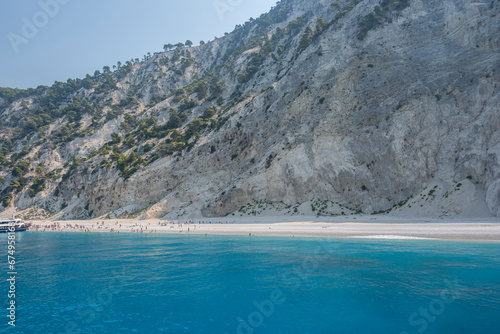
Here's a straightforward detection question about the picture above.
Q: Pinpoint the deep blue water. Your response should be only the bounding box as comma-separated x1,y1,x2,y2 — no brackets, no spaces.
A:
1,232,499,334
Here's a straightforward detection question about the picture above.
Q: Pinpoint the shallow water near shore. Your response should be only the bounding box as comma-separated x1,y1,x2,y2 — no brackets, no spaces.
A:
2,232,500,333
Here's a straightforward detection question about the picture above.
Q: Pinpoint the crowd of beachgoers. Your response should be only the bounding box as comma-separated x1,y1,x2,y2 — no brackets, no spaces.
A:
27,220,237,233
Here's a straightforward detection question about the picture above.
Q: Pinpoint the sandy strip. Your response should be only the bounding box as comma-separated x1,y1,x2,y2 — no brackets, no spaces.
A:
25,216,500,242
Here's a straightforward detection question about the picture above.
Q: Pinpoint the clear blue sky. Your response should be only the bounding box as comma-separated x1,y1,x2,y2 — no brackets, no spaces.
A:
0,0,278,89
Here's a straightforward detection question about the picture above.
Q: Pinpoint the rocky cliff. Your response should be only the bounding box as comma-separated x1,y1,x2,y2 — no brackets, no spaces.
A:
1,0,499,220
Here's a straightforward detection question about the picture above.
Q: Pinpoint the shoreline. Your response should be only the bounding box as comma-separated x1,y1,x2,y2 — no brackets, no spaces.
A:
25,216,500,242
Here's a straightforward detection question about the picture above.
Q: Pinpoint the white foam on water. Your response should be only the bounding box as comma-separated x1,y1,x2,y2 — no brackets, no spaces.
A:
348,235,436,240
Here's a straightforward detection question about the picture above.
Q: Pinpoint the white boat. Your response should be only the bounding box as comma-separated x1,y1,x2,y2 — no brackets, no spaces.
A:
0,218,28,233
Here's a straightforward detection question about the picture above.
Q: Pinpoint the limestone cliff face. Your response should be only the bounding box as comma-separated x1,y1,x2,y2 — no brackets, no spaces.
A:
1,0,499,219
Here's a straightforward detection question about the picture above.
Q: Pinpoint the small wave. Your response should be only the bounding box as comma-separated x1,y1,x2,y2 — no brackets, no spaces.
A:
348,235,435,240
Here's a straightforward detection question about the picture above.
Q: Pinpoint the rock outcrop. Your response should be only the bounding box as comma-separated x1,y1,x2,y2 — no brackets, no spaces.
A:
1,0,499,219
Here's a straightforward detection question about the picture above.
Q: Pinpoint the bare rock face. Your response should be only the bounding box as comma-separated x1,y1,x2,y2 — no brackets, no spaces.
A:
2,0,500,219
487,181,500,217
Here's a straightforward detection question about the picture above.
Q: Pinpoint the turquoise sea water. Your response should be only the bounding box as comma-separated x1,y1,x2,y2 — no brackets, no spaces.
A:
1,232,500,334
